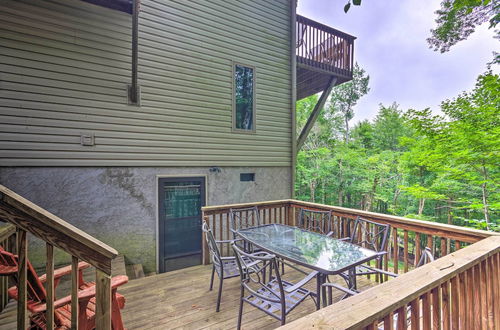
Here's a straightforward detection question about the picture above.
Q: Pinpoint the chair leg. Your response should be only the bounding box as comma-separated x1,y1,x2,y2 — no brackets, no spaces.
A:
111,293,125,330
237,287,244,330
327,286,333,306
269,262,273,282
281,259,285,275
216,276,223,312
209,266,215,291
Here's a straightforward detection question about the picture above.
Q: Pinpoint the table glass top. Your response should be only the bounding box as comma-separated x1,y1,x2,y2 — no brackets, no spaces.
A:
237,224,379,274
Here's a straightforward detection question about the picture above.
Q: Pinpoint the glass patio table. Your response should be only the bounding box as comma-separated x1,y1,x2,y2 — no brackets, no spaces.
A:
236,223,380,309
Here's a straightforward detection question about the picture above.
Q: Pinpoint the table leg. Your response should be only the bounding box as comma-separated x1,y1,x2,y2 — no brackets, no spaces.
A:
315,273,327,310
321,274,327,308
348,268,357,291
315,273,321,310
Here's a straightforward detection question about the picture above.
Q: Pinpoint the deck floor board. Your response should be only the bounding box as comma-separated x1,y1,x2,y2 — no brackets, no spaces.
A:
0,264,376,329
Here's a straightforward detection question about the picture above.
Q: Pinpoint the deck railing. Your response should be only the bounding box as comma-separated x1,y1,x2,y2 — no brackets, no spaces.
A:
202,199,500,329
0,224,16,313
0,185,118,329
281,235,500,329
202,200,495,276
296,15,355,78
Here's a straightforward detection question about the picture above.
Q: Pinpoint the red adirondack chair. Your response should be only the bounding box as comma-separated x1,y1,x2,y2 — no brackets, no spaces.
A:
0,246,128,329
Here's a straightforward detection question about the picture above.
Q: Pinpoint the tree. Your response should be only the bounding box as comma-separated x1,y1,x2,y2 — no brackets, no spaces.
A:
327,63,370,142
372,103,413,151
406,72,500,229
427,0,499,58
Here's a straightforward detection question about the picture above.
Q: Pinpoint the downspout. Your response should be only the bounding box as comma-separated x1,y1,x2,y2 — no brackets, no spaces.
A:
290,0,297,198
128,0,140,105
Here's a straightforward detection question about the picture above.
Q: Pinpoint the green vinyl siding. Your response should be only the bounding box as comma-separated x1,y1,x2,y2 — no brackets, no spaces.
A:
0,0,292,167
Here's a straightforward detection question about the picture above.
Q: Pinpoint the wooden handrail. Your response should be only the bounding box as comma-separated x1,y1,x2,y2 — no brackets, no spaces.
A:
296,15,355,77
288,200,498,243
297,15,356,41
202,199,497,243
0,184,118,329
0,223,16,243
280,235,500,329
0,185,118,273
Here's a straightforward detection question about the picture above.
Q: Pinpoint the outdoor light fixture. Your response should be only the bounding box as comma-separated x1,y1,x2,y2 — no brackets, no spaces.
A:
209,167,221,173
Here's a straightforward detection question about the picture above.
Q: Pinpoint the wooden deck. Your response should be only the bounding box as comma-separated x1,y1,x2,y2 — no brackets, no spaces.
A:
0,264,376,330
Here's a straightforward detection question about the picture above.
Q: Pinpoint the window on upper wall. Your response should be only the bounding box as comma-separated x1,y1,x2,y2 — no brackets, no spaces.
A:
233,64,255,132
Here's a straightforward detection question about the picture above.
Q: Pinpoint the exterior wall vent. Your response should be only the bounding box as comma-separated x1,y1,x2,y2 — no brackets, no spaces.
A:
240,173,255,182
80,133,95,146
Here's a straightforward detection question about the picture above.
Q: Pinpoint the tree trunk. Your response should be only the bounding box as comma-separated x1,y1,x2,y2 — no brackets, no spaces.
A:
310,181,316,203
393,188,401,211
418,198,425,216
480,164,490,230
337,158,344,206
447,199,453,225
321,180,325,204
344,115,350,142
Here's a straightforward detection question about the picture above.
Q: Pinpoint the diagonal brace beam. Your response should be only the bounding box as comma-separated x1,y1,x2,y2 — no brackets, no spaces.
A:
296,76,337,151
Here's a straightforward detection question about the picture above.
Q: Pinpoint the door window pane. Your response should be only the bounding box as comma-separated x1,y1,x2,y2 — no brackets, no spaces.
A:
234,64,255,131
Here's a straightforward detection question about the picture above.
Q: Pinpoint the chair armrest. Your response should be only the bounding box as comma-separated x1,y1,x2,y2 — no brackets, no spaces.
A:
357,265,398,278
323,282,358,296
284,270,318,293
338,237,350,241
29,275,129,314
78,275,128,301
216,238,242,244
326,231,334,237
38,261,91,283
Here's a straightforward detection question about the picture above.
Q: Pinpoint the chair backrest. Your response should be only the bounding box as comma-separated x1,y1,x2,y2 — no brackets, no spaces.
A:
231,243,284,307
202,221,223,274
416,247,435,267
298,209,332,235
229,206,261,237
350,217,390,253
0,246,47,303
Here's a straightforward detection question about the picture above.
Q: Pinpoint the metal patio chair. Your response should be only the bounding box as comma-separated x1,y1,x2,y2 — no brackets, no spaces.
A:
323,244,435,304
344,217,391,286
297,208,333,235
202,221,246,312
229,206,261,252
229,206,285,276
232,243,315,329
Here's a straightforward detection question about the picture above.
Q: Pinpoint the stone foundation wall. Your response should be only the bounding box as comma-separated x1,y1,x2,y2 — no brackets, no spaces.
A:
0,167,291,273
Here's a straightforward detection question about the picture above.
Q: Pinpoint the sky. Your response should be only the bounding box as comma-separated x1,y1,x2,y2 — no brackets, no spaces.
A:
297,0,499,123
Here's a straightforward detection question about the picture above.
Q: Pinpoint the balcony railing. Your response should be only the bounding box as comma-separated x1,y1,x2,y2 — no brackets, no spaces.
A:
202,199,500,329
296,15,356,79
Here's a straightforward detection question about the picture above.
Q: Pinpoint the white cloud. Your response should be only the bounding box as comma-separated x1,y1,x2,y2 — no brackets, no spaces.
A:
298,0,499,123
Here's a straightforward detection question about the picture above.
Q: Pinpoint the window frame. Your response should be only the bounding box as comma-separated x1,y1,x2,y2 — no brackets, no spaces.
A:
232,62,256,134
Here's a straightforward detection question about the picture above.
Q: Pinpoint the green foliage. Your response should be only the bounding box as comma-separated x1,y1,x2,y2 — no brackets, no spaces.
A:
295,72,499,232
327,63,370,142
427,0,499,55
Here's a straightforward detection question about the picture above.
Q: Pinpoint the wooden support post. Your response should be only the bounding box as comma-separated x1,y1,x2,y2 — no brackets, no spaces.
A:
202,215,210,265
46,243,55,330
71,256,79,329
296,76,337,150
16,228,27,330
95,269,112,330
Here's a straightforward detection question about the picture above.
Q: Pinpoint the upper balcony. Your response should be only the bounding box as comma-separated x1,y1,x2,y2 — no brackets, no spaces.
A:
296,15,356,100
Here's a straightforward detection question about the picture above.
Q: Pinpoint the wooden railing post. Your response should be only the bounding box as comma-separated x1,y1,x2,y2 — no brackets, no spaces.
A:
95,269,112,330
71,256,79,329
202,215,210,265
16,228,27,330
46,243,55,330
